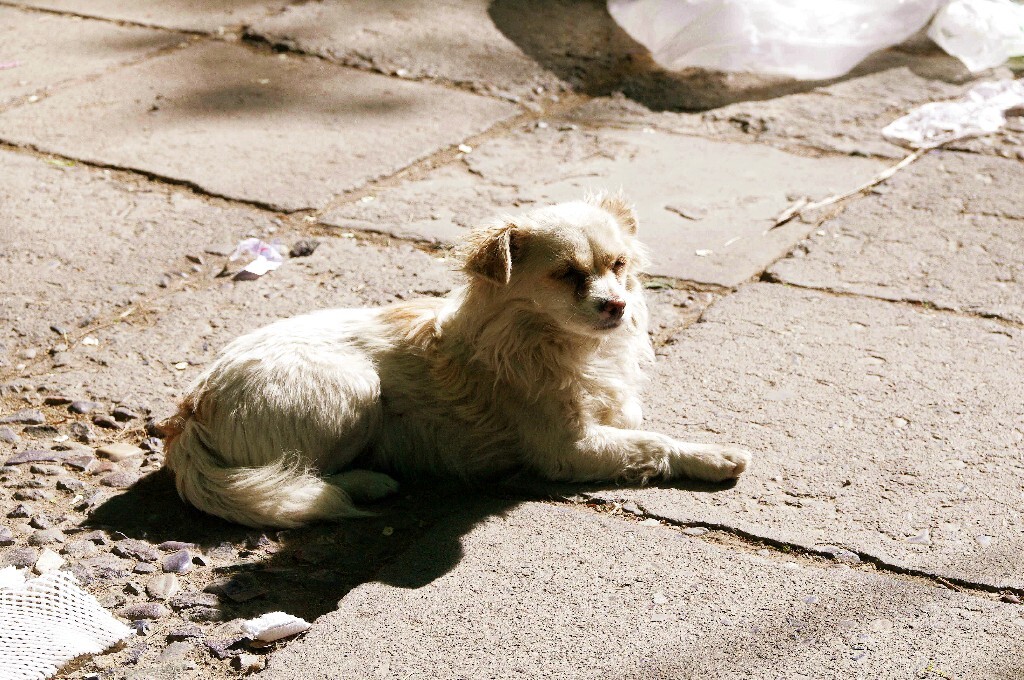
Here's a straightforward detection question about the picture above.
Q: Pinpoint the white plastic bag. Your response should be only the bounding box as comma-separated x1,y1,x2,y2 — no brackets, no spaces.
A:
607,0,942,80
928,0,1024,72
882,78,1024,147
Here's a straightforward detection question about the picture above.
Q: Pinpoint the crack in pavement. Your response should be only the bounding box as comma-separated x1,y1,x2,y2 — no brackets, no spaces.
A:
555,493,1024,603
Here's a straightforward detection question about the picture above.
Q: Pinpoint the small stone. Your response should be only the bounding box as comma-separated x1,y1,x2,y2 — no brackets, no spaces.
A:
29,515,54,529
134,562,158,574
80,554,131,580
233,653,263,672
28,529,63,547
101,470,141,488
63,453,97,472
111,407,141,422
976,535,994,548
14,489,50,501
168,625,204,641
1001,593,1022,604
620,502,643,516
819,545,861,564
0,426,19,444
92,414,124,430
652,592,669,604
62,540,99,558
205,638,240,660
160,641,193,663
2,548,38,568
22,425,59,438
43,395,73,406
49,324,70,336
0,527,14,546
170,592,219,610
113,539,160,562
681,527,709,536
0,409,45,425
8,503,31,518
140,437,164,452
162,549,193,574
29,464,60,476
158,541,195,552
146,573,181,600
74,490,103,511
5,449,66,465
186,606,224,623
56,477,87,492
81,530,110,544
120,602,170,620
96,443,144,462
131,620,151,636
289,239,321,258
69,421,96,443
69,401,103,414
33,548,64,574
125,582,144,596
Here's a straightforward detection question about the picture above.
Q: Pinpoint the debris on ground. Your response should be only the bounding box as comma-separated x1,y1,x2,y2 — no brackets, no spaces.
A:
228,238,285,280
240,611,311,642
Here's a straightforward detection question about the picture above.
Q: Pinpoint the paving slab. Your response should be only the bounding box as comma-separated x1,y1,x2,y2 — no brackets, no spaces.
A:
8,0,294,32
569,65,1024,161
14,236,459,408
0,40,517,211
263,502,1023,680
324,126,885,287
0,6,181,107
769,150,1024,324
596,282,1024,590
0,149,275,357
248,0,561,99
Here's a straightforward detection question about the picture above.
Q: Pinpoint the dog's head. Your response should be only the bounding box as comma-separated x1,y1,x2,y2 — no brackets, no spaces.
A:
461,194,649,337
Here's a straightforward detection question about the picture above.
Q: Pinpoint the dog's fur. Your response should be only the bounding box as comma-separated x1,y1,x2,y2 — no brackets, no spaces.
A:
161,195,752,528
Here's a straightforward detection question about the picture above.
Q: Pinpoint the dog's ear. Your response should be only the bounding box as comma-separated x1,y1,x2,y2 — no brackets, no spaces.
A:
590,192,639,235
462,220,524,285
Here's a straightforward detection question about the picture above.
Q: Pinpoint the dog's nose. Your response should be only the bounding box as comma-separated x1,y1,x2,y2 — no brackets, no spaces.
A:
599,298,626,321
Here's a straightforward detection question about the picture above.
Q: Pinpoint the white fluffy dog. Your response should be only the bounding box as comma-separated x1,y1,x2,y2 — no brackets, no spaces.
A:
161,195,751,528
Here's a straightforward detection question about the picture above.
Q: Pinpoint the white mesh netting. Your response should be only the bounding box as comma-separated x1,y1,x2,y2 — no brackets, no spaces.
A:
0,567,132,680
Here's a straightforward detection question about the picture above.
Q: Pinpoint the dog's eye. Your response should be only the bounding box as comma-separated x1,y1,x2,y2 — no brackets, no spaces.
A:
612,258,627,274
554,266,588,291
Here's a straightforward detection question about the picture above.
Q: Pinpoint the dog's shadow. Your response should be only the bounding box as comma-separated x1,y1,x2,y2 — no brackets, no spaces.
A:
83,468,731,626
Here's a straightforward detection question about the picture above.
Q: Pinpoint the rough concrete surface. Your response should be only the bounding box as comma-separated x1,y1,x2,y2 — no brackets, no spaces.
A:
325,126,884,286
8,0,294,33
264,502,1024,680
604,283,1024,590
0,40,517,210
0,6,181,107
0,2,1021,679
769,151,1024,323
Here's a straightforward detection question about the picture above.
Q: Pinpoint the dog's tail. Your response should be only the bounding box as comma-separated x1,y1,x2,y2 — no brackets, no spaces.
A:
161,412,368,529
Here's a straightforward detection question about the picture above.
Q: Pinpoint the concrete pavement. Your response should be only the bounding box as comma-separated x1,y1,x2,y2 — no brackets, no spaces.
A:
0,1,1022,678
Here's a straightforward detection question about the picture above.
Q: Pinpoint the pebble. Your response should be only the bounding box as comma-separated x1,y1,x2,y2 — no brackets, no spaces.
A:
289,239,321,258
140,437,164,452
0,426,19,444
819,546,861,564
92,414,124,430
906,529,931,545
120,602,171,620
22,425,59,438
69,422,96,443
205,638,241,660
112,406,141,422
29,515,54,529
33,548,64,574
2,548,38,568
147,573,181,600
101,470,141,488
96,443,144,462
976,535,994,548
0,409,45,425
126,582,144,596
74,490,104,511
29,464,61,476
56,477,87,492
131,620,151,636
170,592,219,610
158,540,195,551
64,453,97,472
233,653,263,672
43,395,73,406
168,625,203,641
113,539,160,562
80,554,131,581
0,527,13,546
8,503,31,518
14,489,51,501
28,529,64,546
159,641,193,663
69,401,103,414
162,549,193,574
185,607,223,623
49,324,70,336
61,539,99,558
134,562,158,574
5,449,66,465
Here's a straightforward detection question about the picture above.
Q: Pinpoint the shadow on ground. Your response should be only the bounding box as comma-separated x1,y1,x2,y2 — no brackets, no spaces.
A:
488,0,971,111
84,467,734,625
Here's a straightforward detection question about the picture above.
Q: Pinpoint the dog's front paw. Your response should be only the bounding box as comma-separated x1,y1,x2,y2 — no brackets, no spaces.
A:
677,443,752,482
